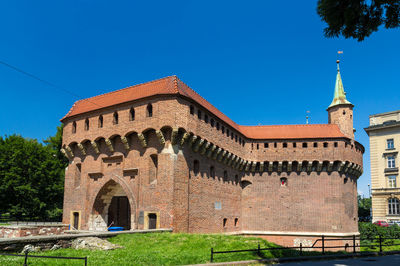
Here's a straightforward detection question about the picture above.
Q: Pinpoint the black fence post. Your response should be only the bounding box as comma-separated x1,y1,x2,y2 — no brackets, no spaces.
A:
210,248,213,263
379,235,382,253
353,235,356,253
257,243,261,256
85,256,88,266
23,250,29,266
300,243,303,256
322,235,325,255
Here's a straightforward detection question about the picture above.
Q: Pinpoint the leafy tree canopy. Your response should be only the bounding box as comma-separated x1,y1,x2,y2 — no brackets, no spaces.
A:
0,125,67,220
358,194,372,221
317,0,400,41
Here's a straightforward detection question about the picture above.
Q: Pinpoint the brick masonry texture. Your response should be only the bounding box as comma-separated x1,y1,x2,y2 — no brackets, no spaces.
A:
60,78,364,247
0,225,68,238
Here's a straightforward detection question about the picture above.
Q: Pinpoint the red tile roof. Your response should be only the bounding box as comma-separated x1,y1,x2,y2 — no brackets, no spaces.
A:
62,76,348,140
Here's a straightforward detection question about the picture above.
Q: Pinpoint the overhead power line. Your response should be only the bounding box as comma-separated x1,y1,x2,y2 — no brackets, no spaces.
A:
0,60,103,108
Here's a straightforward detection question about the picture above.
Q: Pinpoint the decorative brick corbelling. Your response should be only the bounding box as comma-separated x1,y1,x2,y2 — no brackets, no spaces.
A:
259,162,264,172
121,136,130,150
171,127,179,145
212,147,222,160
65,146,74,157
218,150,227,162
188,135,198,147
206,144,216,158
77,143,86,156
200,142,210,155
60,148,69,159
180,132,190,147
91,141,100,154
193,139,204,152
137,133,147,148
105,138,114,153
156,130,166,145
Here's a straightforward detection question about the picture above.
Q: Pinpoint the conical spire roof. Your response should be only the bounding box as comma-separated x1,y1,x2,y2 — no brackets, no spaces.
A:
328,60,352,109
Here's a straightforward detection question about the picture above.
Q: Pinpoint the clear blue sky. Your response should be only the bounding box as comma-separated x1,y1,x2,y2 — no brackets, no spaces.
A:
0,1,399,197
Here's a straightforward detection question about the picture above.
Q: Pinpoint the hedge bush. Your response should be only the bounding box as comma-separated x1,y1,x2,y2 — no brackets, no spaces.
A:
359,222,400,239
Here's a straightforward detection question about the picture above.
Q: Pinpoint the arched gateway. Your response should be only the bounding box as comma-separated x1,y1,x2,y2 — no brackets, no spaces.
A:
89,179,135,231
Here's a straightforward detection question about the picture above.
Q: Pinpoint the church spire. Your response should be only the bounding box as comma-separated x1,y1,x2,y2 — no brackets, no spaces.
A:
328,60,352,109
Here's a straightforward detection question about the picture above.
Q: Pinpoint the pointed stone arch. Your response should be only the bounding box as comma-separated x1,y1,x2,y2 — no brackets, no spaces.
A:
89,175,137,231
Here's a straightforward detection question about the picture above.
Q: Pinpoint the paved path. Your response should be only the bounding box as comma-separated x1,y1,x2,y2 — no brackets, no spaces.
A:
278,254,400,266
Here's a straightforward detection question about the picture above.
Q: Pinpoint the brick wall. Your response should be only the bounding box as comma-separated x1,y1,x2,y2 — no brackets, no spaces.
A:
61,95,363,237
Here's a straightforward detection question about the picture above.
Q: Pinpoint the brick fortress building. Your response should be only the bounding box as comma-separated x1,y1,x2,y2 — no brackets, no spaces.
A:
61,61,364,246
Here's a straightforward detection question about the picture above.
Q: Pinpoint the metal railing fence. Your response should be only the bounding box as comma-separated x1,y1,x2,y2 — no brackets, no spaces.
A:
210,234,400,262
0,251,87,266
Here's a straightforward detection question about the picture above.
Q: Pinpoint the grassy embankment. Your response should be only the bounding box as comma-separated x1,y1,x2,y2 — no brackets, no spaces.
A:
0,232,318,265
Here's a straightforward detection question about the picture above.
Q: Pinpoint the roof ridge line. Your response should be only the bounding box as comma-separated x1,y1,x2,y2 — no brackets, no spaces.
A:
239,124,333,128
77,75,176,103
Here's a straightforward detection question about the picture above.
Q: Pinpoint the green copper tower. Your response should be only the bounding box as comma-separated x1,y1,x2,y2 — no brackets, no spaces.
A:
328,60,353,109
327,60,355,139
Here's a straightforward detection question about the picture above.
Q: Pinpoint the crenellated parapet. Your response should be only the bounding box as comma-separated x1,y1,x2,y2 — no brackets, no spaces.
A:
61,125,363,178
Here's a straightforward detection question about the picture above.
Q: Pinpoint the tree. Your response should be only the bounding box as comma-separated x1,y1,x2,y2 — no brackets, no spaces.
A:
0,126,67,220
358,194,372,221
317,0,400,41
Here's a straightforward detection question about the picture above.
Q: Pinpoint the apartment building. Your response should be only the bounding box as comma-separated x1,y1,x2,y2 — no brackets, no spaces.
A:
365,110,400,222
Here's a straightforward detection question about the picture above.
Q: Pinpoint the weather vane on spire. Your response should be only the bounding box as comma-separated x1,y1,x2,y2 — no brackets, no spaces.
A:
337,50,343,71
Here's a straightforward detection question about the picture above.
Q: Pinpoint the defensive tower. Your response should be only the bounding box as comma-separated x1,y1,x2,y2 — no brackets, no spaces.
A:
327,60,355,139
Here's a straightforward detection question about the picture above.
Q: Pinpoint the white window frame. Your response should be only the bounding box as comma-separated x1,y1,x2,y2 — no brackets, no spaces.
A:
387,139,394,149
388,198,400,215
388,156,396,168
388,175,397,188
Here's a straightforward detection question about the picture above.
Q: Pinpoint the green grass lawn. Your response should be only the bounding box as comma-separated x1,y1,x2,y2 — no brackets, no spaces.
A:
0,232,316,265
360,238,400,252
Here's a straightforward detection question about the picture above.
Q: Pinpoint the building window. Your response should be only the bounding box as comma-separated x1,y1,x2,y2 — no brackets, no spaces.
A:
235,135,238,142
280,177,287,186
313,142,318,148
235,175,239,184
231,132,234,140
204,114,209,123
113,111,119,125
323,142,328,148
221,126,225,134
72,121,77,134
193,160,200,176
98,115,103,128
256,144,259,150
149,154,158,184
147,104,153,117
387,139,394,150
223,170,228,182
283,143,287,148
130,107,135,121
388,175,397,188
388,156,396,168
334,142,338,147
210,166,215,178
234,218,238,227
216,122,220,130
197,109,202,119
274,142,277,148
388,198,400,215
84,118,89,131
302,142,307,148
223,218,227,228
190,105,194,115
226,129,230,137
210,118,214,127
293,142,297,148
